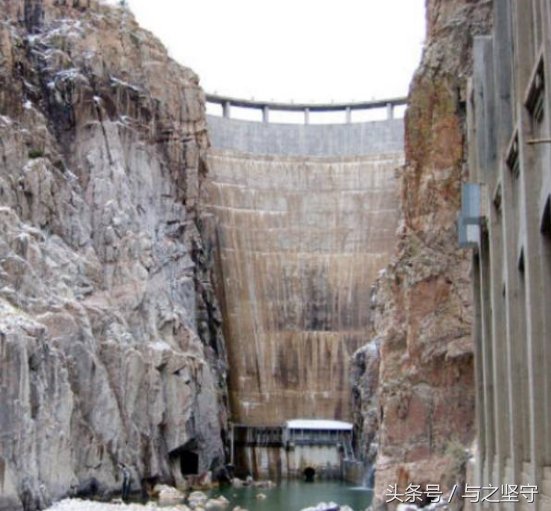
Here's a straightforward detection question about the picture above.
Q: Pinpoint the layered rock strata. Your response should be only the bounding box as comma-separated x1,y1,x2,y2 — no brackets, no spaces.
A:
351,0,493,506
0,1,228,509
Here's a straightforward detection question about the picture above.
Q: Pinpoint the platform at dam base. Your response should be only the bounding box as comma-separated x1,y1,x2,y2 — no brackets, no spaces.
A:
230,420,364,482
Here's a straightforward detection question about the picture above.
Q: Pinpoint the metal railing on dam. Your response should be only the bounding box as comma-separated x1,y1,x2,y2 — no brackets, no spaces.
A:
206,94,406,157
206,93,407,124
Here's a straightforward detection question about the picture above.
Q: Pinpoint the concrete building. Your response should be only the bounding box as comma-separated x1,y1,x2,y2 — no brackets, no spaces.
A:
230,419,354,480
205,96,405,478
460,1,551,508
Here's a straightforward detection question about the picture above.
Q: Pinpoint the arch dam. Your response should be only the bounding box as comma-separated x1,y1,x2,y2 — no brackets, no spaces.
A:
204,95,405,479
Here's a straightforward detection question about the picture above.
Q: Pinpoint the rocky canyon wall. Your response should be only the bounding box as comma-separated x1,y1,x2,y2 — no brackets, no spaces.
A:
0,1,228,509
206,119,404,426
351,0,494,506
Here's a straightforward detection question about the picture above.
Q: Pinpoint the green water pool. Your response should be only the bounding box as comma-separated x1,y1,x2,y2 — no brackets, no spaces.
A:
215,480,373,511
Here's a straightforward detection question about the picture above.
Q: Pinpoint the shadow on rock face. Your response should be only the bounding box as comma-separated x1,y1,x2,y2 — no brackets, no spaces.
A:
74,478,99,499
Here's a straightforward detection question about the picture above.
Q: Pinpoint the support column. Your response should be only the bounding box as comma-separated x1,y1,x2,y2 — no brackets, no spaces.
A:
262,105,269,123
519,107,545,509
386,103,394,120
223,101,231,119
539,0,551,469
501,133,527,497
304,108,310,125
230,423,235,466
513,1,544,500
345,107,352,124
472,253,486,492
492,0,519,494
479,229,496,490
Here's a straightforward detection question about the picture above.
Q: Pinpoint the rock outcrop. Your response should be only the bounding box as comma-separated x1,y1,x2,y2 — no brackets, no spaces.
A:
0,1,228,509
352,0,493,506
351,335,381,469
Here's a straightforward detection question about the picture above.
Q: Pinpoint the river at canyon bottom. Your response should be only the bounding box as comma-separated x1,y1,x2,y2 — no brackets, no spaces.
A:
217,480,373,511
47,481,373,511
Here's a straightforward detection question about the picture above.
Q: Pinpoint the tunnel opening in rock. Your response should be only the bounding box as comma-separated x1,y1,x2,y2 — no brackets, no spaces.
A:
303,467,316,482
179,450,199,475
169,441,200,477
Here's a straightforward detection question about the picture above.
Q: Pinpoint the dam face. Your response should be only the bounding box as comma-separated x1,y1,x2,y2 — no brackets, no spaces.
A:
206,103,404,428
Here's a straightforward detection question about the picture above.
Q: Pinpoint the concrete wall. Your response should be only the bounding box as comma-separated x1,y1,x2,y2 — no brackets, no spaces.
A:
237,444,344,480
236,445,285,480
207,115,404,156
206,116,404,428
465,1,551,508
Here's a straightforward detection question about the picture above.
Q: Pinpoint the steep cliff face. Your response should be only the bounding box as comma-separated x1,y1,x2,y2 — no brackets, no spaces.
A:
0,1,228,509
352,0,493,505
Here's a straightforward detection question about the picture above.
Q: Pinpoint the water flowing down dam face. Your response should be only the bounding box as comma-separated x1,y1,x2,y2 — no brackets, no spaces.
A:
206,113,405,427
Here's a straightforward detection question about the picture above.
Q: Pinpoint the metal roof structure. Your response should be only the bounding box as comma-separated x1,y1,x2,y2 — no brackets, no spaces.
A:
284,419,353,431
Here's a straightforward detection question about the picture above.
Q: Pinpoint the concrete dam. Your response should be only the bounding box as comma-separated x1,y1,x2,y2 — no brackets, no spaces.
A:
204,97,405,477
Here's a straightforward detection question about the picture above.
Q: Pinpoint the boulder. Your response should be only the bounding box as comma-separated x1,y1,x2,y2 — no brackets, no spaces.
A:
300,502,339,511
231,478,244,489
253,480,275,489
155,484,185,504
205,496,230,510
188,490,209,509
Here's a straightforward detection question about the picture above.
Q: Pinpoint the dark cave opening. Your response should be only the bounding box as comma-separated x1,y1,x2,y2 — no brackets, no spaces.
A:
169,440,200,478
303,466,316,482
179,450,199,476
